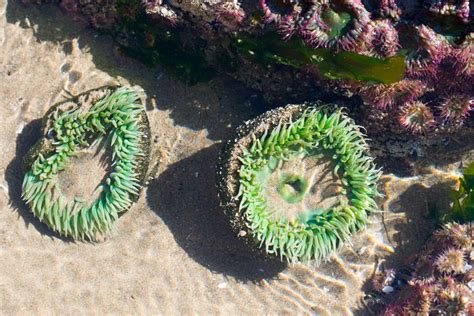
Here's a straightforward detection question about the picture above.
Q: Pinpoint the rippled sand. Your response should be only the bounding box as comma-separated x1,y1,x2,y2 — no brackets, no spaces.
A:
0,2,471,315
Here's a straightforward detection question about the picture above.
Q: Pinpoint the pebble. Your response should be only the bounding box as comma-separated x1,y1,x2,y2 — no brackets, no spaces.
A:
382,286,394,294
464,263,472,272
358,246,367,255
468,281,474,291
217,282,227,289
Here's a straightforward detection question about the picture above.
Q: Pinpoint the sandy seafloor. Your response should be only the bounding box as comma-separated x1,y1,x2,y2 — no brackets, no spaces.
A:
0,1,473,315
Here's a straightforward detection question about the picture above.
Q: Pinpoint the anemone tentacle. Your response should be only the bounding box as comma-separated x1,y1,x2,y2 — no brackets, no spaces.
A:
214,1,246,30
360,80,426,110
425,0,471,23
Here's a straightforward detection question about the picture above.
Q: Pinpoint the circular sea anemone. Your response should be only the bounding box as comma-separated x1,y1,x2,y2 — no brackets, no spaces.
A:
366,19,399,58
437,279,474,314
259,0,296,25
438,94,473,123
360,80,426,110
214,1,246,30
300,0,371,51
425,0,471,23
433,223,473,251
21,86,151,240
377,0,401,21
398,101,435,133
259,0,302,40
217,103,381,263
434,248,467,274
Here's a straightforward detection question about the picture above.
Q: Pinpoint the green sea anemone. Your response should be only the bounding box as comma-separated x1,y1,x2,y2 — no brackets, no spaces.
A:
21,86,151,240
217,104,381,263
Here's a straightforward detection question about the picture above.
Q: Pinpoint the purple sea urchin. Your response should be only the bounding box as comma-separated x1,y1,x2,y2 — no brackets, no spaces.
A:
407,26,472,84
217,104,381,263
21,87,151,240
23,0,474,136
259,0,303,40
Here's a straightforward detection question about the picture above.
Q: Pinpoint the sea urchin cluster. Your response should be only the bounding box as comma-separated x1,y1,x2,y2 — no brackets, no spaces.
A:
21,87,151,240
217,103,381,263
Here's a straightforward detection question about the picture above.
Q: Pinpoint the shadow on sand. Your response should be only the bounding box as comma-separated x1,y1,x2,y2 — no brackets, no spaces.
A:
5,1,265,142
146,144,286,282
5,2,283,281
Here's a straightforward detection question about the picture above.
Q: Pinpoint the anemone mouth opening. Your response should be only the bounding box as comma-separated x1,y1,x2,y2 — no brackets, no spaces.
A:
257,149,347,226
277,174,308,203
321,4,354,39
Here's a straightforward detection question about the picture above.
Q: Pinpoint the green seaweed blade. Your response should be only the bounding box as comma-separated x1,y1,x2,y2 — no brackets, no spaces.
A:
233,33,406,84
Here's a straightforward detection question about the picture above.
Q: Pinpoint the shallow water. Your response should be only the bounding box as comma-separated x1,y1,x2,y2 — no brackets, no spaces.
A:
0,2,471,315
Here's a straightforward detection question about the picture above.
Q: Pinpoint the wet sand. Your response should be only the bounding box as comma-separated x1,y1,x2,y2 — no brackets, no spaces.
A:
0,2,471,315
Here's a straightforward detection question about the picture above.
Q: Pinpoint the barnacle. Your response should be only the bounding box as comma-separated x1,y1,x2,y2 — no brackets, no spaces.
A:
21,86,151,240
217,103,381,263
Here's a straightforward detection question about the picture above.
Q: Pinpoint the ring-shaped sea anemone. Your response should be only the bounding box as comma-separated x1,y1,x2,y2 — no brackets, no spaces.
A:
259,0,298,25
300,0,371,51
259,0,303,39
217,104,381,263
21,86,151,240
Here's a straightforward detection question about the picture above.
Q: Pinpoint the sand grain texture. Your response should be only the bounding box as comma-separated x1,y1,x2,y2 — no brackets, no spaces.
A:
0,2,471,315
